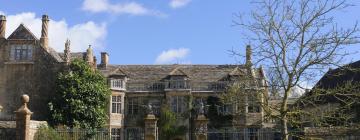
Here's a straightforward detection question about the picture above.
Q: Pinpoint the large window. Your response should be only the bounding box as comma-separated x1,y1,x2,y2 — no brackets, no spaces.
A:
127,97,139,115
10,45,33,61
126,128,143,140
111,128,121,140
248,128,259,140
247,94,261,113
111,79,125,90
221,104,233,115
171,96,186,113
112,96,122,114
248,105,260,113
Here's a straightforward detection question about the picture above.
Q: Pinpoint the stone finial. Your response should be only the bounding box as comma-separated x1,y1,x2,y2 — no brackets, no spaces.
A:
246,45,252,67
40,14,49,50
16,94,32,115
15,94,33,140
0,15,6,38
21,95,29,104
64,39,71,64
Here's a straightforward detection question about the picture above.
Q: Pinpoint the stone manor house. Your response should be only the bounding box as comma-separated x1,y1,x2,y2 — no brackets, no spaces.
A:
0,15,274,140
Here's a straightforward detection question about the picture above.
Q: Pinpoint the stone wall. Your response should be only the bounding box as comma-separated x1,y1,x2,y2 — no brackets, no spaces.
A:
0,120,47,140
304,127,360,140
0,40,62,121
0,121,16,139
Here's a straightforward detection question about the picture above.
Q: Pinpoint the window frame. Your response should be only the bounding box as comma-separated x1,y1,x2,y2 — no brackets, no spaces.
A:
110,79,126,90
126,128,143,140
111,128,121,140
127,97,139,116
248,128,259,140
248,105,261,113
111,95,122,114
10,45,33,61
171,96,186,113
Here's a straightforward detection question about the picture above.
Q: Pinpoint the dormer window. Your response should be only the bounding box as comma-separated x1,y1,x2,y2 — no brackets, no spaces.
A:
110,79,126,90
166,68,189,90
10,45,33,61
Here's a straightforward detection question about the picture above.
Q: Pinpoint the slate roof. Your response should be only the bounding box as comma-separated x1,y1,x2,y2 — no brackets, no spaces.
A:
294,60,360,107
58,52,86,61
7,24,38,40
314,60,360,89
99,65,265,82
47,47,64,62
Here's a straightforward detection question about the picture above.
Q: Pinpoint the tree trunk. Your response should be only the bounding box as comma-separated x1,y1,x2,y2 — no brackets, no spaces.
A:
281,89,290,140
281,115,288,140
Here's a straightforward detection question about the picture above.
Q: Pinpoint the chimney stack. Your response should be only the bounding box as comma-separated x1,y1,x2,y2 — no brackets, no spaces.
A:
40,15,49,50
246,45,252,67
100,52,109,69
93,56,97,68
0,15,6,38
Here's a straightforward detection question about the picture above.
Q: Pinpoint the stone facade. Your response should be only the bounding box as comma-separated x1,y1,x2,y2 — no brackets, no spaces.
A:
0,15,64,121
0,15,272,140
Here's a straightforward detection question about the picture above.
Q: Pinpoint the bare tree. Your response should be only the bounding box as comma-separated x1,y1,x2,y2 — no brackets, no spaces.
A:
231,0,359,139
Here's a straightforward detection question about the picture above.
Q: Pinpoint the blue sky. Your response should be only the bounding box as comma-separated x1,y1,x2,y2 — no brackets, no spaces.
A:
0,0,359,64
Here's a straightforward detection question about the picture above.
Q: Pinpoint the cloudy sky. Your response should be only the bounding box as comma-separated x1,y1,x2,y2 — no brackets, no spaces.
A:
0,0,359,64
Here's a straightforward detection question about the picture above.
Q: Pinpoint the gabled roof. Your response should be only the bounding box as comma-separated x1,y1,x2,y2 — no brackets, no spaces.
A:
169,67,188,76
109,68,127,76
8,24,38,40
314,60,360,89
229,67,245,76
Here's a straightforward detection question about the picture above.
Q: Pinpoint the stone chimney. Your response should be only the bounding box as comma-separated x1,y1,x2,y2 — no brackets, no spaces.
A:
40,15,49,50
246,45,252,67
0,15,6,38
64,39,71,64
100,52,109,69
93,56,97,68
86,45,94,65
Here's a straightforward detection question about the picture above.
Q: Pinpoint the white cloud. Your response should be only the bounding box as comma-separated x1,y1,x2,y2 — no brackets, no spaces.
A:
4,12,107,52
82,0,166,17
169,0,192,9
155,48,190,64
0,11,5,15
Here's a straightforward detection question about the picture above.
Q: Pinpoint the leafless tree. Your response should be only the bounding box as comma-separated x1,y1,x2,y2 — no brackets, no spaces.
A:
231,0,359,139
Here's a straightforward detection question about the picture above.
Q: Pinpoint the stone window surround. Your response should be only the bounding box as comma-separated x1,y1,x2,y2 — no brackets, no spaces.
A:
170,96,186,113
9,44,33,61
111,95,122,114
125,127,143,140
110,78,126,90
111,128,121,140
127,97,139,116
